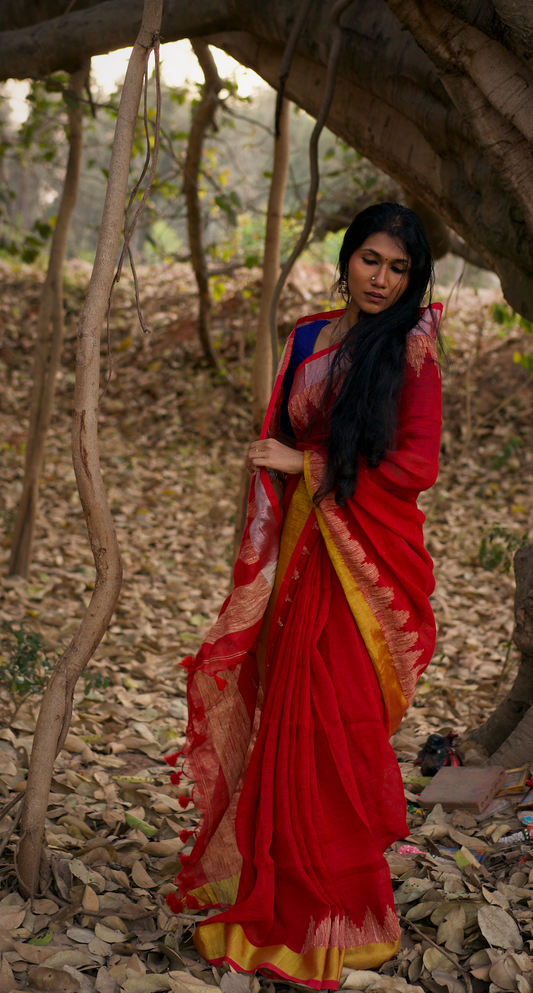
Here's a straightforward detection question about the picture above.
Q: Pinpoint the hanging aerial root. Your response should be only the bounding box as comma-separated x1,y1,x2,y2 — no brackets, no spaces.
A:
269,0,355,379
101,36,163,398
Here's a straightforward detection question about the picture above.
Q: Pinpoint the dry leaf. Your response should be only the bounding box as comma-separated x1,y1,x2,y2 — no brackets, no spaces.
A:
27,964,81,991
43,949,95,969
66,926,95,944
12,940,57,965
342,972,391,990
436,904,466,953
131,860,157,889
394,877,434,905
95,966,119,993
121,977,172,992
423,947,457,974
82,885,99,913
431,971,465,993
94,923,126,944
0,906,26,930
478,905,523,950
219,976,250,993
489,954,521,991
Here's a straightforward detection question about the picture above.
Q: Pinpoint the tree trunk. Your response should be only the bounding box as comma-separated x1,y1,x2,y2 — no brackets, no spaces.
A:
402,192,492,269
183,38,224,369
8,65,88,579
16,0,163,897
252,96,290,437
464,544,533,767
231,97,290,567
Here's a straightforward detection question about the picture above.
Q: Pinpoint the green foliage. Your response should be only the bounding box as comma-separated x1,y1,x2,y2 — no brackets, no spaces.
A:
0,620,54,705
490,303,533,378
1,216,55,263
490,301,533,335
514,350,533,376
83,670,111,697
478,524,529,573
0,620,109,708
491,436,521,469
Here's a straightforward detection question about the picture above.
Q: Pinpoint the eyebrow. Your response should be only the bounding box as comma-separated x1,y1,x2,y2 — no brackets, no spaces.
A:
362,248,410,265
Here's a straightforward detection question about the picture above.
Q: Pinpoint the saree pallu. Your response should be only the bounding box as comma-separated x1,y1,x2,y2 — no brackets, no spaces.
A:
168,305,443,990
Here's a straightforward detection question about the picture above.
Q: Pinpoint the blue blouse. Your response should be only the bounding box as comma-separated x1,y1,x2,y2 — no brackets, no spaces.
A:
279,319,330,438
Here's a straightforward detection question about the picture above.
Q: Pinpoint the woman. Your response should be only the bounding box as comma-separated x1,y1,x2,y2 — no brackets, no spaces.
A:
166,203,442,990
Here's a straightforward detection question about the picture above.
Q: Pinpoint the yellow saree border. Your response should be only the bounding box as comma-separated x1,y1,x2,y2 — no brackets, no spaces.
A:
303,454,407,732
187,875,241,908
194,921,399,986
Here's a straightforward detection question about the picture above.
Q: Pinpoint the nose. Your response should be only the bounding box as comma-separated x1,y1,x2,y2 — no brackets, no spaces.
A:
372,265,388,287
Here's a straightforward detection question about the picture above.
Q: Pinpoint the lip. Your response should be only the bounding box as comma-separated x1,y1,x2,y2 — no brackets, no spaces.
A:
364,291,385,301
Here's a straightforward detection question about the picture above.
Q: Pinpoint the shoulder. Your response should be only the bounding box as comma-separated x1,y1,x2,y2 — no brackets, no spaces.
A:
295,308,345,331
408,302,443,341
406,303,442,378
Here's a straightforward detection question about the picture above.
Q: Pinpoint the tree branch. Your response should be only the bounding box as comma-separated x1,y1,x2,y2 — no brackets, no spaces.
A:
0,0,105,32
0,0,232,79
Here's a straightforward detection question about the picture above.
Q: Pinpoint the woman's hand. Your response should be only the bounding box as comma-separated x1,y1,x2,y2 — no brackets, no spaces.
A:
247,439,305,476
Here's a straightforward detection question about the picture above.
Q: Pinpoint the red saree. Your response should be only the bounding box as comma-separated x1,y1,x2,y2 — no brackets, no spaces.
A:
169,305,442,989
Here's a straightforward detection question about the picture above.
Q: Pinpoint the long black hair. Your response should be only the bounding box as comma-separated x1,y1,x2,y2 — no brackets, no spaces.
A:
316,201,435,505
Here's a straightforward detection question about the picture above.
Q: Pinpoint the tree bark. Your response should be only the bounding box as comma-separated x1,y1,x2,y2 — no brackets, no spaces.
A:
465,544,533,767
402,193,492,269
9,65,88,580
2,0,533,318
183,39,223,369
16,0,163,898
232,96,291,567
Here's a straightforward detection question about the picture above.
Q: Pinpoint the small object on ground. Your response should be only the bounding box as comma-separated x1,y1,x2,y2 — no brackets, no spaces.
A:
516,788,533,810
419,764,507,812
497,765,531,795
416,732,461,776
397,844,425,855
474,796,513,822
517,811,533,825
497,827,533,846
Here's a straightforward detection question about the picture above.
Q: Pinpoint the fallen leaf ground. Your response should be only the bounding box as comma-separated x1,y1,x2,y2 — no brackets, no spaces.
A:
0,260,532,993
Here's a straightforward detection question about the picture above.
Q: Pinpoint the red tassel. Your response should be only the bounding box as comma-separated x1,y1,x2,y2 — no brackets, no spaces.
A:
179,852,191,866
165,893,183,914
179,829,193,842
178,795,191,808
192,732,206,746
214,674,227,691
180,655,195,670
169,772,182,785
164,752,182,768
186,893,200,909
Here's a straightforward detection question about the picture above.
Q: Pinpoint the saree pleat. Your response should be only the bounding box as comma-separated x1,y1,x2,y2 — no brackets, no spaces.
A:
193,516,407,986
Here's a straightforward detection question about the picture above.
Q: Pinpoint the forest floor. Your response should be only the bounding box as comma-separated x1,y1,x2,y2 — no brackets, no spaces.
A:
0,259,533,993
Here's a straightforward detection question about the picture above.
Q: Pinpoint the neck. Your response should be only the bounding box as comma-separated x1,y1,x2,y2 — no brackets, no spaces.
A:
345,299,360,326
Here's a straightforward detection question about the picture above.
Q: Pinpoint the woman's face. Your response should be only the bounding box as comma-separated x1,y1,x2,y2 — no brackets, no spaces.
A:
346,231,411,317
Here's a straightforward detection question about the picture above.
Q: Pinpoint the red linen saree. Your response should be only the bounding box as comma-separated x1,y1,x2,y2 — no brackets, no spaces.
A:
168,304,442,989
